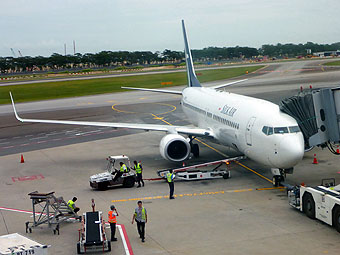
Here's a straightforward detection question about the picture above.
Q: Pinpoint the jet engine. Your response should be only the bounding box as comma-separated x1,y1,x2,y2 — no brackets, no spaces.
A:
160,134,191,162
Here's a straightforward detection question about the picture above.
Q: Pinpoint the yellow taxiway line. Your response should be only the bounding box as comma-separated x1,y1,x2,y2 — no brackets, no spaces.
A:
111,187,284,203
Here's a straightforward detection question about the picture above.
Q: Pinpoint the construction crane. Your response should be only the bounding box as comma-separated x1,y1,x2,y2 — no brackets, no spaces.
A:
18,50,23,57
10,48,17,58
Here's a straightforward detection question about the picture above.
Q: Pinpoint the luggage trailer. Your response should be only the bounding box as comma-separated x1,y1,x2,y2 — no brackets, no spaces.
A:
157,157,244,181
77,211,111,254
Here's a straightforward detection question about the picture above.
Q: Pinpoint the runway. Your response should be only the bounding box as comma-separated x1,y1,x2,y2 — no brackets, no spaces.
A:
1,59,340,157
1,58,340,254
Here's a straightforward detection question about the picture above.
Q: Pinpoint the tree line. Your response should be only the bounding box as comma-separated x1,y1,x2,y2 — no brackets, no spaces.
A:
1,42,340,74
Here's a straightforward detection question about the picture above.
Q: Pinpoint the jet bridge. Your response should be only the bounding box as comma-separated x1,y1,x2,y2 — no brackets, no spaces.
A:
280,87,340,154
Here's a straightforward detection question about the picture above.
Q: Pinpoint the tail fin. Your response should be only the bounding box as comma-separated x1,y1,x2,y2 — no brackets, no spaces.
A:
182,20,201,87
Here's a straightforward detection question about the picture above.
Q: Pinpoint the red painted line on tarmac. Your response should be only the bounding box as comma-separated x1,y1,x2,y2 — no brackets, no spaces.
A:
119,224,134,255
1,206,134,255
0,206,35,214
144,178,163,181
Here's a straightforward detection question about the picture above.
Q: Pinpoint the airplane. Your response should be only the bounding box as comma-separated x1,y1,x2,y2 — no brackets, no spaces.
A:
9,20,305,186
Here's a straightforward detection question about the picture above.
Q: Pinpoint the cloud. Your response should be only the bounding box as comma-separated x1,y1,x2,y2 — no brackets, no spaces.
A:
1,0,340,56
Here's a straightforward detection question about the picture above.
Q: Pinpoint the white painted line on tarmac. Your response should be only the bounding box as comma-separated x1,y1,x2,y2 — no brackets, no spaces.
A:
0,142,9,145
25,135,34,137
12,136,21,139
117,224,134,255
75,130,101,136
1,145,14,149
0,206,134,255
29,136,47,140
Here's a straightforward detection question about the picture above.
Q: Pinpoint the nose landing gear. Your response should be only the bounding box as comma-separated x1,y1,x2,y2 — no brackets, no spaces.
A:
271,168,293,187
272,175,284,187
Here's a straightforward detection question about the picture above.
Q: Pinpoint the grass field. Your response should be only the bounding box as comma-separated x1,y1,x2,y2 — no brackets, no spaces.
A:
0,65,263,105
324,60,340,66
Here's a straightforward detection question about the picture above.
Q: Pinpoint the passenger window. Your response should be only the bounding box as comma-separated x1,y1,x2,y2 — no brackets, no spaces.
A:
289,126,300,133
274,127,289,134
262,126,268,135
268,127,273,135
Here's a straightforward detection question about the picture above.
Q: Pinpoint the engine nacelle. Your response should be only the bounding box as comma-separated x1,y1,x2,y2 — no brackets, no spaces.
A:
160,134,191,162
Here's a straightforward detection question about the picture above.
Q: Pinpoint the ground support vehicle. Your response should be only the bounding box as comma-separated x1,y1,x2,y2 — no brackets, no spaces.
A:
77,211,111,254
157,157,244,181
0,233,49,255
288,178,340,232
90,155,136,190
25,191,81,235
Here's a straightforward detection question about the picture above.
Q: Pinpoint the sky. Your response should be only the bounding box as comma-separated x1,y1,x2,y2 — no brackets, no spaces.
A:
1,0,340,57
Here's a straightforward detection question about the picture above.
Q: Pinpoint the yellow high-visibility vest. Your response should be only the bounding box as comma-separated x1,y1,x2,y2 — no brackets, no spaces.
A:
120,164,127,172
135,163,142,174
167,172,174,183
67,200,75,210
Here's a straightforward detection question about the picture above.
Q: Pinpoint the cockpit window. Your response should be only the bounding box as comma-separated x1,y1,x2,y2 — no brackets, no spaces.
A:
268,127,273,135
289,126,300,133
262,126,274,135
274,127,289,134
263,125,300,135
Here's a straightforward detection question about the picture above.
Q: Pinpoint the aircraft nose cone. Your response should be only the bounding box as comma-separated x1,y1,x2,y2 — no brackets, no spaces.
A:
277,134,304,168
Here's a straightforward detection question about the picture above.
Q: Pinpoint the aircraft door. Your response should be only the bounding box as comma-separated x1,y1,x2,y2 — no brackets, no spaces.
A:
245,117,256,146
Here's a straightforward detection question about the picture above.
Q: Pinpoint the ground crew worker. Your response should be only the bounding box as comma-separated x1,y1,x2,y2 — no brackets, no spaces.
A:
113,162,128,182
108,205,119,241
67,197,80,213
134,160,145,188
167,170,175,199
131,201,147,242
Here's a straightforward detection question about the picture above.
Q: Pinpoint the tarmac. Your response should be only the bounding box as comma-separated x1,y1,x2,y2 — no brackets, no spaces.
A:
1,59,340,254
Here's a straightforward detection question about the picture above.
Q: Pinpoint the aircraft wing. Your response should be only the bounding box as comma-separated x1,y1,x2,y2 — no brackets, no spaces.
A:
121,87,182,95
9,92,213,138
211,79,248,89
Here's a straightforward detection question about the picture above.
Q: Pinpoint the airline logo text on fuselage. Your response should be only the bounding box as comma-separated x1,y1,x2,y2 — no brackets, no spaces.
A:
220,105,237,117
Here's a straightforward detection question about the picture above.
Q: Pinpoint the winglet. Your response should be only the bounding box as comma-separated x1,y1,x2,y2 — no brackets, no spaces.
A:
182,20,201,87
9,92,23,122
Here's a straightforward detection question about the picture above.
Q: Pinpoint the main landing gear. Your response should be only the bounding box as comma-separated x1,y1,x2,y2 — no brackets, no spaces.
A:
189,136,199,158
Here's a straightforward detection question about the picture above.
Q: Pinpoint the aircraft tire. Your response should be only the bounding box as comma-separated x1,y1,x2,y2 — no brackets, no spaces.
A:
272,175,284,187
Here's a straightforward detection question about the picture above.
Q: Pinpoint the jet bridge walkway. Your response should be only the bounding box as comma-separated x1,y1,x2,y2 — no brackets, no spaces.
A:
280,86,340,153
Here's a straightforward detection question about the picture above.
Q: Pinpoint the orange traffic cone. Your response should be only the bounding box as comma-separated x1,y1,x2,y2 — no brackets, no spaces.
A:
182,162,185,167
313,154,318,164
337,146,340,154
20,154,25,163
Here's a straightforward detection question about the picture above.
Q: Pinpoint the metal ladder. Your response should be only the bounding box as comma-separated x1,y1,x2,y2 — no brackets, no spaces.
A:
26,191,81,235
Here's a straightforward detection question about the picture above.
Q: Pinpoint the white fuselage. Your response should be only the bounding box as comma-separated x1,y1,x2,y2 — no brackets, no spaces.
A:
181,87,305,169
